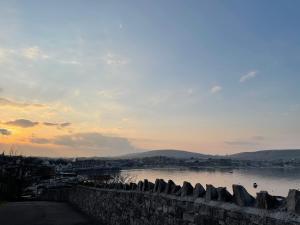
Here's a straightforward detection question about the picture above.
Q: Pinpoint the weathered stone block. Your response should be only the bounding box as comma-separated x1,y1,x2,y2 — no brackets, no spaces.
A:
157,179,167,193
181,181,194,197
148,182,154,191
142,179,149,191
123,183,130,190
193,183,205,198
286,189,300,214
205,184,218,201
165,180,176,194
130,182,137,190
172,185,182,196
137,181,144,191
153,179,160,192
256,191,279,209
217,187,232,202
232,184,255,207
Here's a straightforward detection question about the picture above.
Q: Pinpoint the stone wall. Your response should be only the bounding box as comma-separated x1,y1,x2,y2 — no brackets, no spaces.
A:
42,180,300,225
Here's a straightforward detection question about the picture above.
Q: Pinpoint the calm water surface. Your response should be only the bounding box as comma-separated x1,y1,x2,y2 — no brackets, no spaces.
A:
121,168,300,197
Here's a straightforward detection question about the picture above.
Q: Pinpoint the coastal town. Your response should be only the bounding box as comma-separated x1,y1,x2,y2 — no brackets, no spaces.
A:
1,151,300,202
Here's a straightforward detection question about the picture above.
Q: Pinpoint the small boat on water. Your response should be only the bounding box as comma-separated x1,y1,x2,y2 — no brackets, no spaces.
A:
253,182,258,188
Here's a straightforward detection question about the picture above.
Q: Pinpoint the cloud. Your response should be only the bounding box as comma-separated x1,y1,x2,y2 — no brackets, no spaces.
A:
29,137,50,144
103,53,129,65
43,122,71,128
58,60,81,65
2,119,70,129
60,122,71,127
240,71,257,83
22,46,49,60
0,97,45,108
0,46,49,63
0,128,11,136
5,119,39,128
30,132,136,154
43,122,58,127
210,85,222,94
0,46,82,66
0,48,15,63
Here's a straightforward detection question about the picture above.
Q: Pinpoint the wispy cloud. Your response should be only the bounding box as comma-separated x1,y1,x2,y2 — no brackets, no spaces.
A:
0,97,45,108
21,46,49,60
5,119,39,128
0,48,14,63
0,46,49,61
58,60,81,65
29,137,50,144
30,132,136,154
2,118,71,129
0,128,11,136
103,53,129,65
43,122,71,128
0,46,79,65
210,85,222,94
240,70,258,83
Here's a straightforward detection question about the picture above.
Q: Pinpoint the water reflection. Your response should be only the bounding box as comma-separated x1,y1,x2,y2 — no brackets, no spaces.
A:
121,168,300,196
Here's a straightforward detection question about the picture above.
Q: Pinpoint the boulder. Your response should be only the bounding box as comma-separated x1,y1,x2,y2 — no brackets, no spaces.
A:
142,179,149,191
181,181,194,197
286,189,300,214
137,181,143,191
148,182,155,191
193,183,206,198
130,182,137,190
232,184,255,207
205,184,218,201
123,183,130,190
153,179,160,192
171,185,182,196
256,191,279,209
165,180,176,194
157,179,167,193
217,187,232,202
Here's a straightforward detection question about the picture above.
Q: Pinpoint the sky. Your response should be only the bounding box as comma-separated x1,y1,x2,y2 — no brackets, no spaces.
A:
0,0,300,157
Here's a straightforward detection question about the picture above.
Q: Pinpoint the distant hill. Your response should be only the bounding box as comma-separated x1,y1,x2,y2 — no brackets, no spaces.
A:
119,149,300,161
119,149,213,159
229,149,300,161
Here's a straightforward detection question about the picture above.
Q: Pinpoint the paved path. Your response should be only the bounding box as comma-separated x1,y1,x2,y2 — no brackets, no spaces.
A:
0,201,96,225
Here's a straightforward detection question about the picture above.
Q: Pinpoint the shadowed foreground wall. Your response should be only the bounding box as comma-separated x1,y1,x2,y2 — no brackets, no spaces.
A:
44,185,300,225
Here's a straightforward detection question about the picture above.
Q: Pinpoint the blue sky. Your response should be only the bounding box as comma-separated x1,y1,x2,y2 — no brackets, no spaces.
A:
0,0,299,156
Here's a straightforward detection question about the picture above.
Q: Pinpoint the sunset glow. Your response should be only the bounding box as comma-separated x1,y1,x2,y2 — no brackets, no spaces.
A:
1,1,300,157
